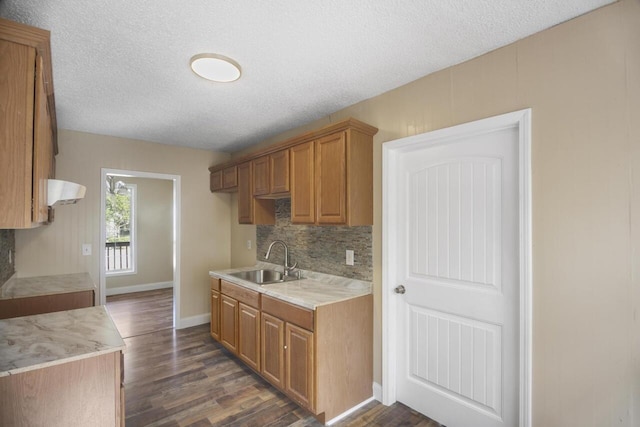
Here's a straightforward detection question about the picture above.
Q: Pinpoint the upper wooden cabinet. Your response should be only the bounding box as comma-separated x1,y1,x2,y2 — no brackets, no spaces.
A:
208,118,377,226
210,165,237,192
237,162,275,225
0,18,57,228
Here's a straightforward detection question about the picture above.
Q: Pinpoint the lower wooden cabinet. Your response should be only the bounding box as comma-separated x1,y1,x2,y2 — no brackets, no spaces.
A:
238,302,260,371
220,294,238,353
210,278,221,340
261,313,285,388
285,322,314,410
0,290,94,319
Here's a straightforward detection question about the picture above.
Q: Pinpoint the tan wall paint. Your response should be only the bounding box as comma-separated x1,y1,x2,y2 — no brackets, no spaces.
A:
15,130,232,319
228,1,640,424
106,177,173,289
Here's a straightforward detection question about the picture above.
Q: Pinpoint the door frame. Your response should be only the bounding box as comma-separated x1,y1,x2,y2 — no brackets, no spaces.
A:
381,109,532,427
100,168,182,329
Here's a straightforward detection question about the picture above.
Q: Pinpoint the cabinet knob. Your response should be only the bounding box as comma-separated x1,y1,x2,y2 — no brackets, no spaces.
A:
284,345,287,350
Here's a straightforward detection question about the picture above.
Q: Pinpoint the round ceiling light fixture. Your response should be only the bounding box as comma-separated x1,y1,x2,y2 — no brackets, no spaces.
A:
190,53,241,82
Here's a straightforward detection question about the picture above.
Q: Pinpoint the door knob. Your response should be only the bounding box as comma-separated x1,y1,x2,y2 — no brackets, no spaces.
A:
394,285,406,294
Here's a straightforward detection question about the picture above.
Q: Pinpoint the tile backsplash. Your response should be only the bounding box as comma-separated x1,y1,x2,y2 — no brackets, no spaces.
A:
256,199,372,281
0,229,15,284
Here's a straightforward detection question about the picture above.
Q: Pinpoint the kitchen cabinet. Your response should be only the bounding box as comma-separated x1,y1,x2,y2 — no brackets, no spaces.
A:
220,294,238,353
0,18,57,228
260,312,285,389
210,278,221,340
285,323,314,410
270,149,290,195
238,302,260,371
237,162,275,225
0,290,94,320
290,141,315,223
252,156,270,196
210,166,238,192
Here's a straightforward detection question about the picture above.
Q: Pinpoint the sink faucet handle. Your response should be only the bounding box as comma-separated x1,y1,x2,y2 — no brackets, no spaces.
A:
285,261,298,275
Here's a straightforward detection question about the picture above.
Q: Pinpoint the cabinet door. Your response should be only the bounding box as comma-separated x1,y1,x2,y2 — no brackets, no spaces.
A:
290,141,315,224
270,150,290,194
32,55,53,224
237,162,252,223
252,156,270,196
210,290,221,341
316,132,347,224
286,323,314,411
220,295,238,354
210,170,223,192
0,39,36,228
261,313,285,389
238,303,261,371
223,166,238,189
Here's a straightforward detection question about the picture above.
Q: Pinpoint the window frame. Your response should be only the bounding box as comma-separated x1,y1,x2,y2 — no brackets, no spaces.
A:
105,183,137,277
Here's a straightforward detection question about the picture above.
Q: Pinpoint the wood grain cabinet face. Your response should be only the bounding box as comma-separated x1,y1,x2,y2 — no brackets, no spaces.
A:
0,23,55,228
210,290,221,340
315,132,347,224
238,303,261,371
285,323,314,411
222,166,238,190
290,141,315,224
210,170,223,192
270,150,290,195
237,161,275,225
220,295,238,354
261,313,285,389
252,157,270,196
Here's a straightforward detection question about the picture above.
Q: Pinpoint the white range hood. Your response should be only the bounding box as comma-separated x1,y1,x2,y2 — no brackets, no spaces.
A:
47,179,87,206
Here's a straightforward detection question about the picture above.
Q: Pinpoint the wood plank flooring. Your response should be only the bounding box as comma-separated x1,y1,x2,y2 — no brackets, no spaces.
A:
108,290,441,426
106,288,173,338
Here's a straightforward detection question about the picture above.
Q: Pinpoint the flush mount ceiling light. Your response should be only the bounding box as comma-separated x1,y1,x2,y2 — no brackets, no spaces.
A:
190,53,241,82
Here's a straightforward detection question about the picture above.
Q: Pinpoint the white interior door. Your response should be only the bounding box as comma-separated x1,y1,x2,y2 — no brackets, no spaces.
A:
391,119,523,427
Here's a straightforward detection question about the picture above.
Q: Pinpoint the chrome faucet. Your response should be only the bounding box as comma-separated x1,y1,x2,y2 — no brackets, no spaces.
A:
265,240,297,276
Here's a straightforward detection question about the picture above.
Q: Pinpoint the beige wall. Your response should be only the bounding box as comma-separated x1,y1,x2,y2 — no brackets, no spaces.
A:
229,1,640,424
15,130,232,320
106,177,173,289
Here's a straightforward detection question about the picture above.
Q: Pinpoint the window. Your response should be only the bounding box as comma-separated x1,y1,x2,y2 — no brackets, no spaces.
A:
105,177,136,275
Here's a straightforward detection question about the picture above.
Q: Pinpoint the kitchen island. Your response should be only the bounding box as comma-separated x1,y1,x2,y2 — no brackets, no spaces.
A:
0,305,125,426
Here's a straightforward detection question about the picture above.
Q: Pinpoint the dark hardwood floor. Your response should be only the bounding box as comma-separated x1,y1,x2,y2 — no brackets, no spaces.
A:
107,289,441,426
106,288,173,338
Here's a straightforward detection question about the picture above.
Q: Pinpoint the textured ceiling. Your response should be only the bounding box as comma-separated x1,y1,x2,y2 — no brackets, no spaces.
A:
0,0,614,152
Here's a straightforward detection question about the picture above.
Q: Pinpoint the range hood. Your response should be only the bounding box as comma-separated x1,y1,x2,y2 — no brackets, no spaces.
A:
47,179,87,206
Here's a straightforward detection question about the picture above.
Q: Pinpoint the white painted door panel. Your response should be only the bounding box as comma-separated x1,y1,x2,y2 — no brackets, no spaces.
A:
395,126,519,427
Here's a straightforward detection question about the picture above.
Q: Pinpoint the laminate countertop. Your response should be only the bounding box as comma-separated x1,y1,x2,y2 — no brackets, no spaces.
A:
210,262,371,310
0,305,125,377
0,273,95,300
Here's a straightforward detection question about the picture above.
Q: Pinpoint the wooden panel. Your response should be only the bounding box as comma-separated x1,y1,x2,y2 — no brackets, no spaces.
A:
210,277,221,292
210,290,220,341
261,312,285,390
252,156,270,196
0,39,35,228
285,323,314,411
238,302,261,371
0,290,95,319
220,295,238,354
222,166,238,189
237,162,252,223
210,170,223,192
0,351,121,427
32,54,53,224
316,132,347,224
270,149,290,194
315,294,373,421
345,129,374,225
261,295,314,331
290,141,315,224
221,280,260,308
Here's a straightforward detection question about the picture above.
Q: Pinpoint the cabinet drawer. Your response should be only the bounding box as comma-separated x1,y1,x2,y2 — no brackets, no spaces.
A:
262,295,314,332
221,280,260,308
210,277,221,292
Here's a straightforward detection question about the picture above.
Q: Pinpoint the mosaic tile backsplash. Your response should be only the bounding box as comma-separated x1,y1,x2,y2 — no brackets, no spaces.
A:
256,199,372,281
0,230,16,285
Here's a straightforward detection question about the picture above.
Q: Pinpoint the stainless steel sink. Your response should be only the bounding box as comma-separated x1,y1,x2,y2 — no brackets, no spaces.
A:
228,269,299,285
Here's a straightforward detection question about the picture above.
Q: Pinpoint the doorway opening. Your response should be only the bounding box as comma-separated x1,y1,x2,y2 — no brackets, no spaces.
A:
100,168,181,331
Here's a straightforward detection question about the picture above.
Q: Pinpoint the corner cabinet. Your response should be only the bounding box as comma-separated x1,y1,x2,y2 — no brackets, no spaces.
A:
209,275,373,423
208,118,377,226
0,18,57,228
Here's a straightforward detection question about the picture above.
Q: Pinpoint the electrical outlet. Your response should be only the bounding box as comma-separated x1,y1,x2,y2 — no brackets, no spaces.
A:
82,243,92,256
247,240,252,250
346,250,354,266
8,249,12,265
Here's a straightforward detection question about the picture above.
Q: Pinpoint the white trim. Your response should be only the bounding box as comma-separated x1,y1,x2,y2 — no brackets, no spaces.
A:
381,109,532,427
372,382,383,402
178,313,210,329
105,281,173,296
100,168,181,329
325,396,375,426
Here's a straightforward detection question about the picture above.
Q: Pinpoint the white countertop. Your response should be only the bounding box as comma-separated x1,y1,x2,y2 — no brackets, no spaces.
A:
0,273,95,300
0,305,125,377
209,262,371,310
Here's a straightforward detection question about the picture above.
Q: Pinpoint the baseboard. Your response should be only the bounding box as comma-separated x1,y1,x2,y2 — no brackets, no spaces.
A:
373,382,383,402
325,396,375,426
105,281,173,296
177,313,210,329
